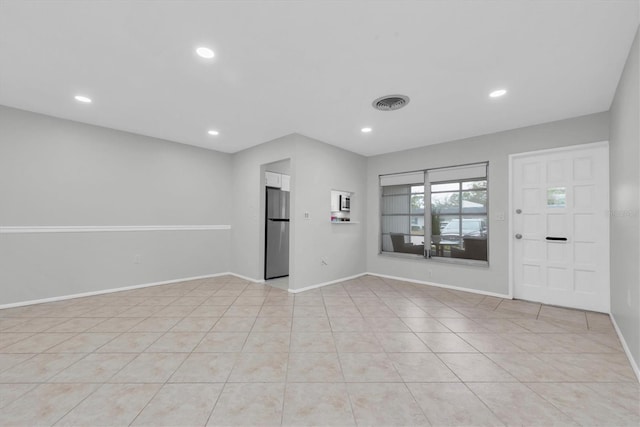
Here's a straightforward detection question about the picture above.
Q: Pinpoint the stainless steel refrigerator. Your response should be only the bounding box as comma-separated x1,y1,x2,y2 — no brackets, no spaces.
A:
265,187,290,279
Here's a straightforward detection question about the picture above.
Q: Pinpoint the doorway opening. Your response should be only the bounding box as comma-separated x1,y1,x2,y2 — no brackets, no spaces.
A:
261,159,292,286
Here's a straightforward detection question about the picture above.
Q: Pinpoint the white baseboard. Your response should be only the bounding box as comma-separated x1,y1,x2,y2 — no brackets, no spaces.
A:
229,273,265,284
610,313,640,383
226,272,369,293
287,273,368,294
366,272,511,299
0,270,509,310
0,273,231,310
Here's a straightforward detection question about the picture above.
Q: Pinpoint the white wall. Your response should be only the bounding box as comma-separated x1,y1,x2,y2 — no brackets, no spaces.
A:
264,159,291,175
0,106,232,305
231,133,367,290
609,26,639,374
230,135,297,282
366,112,610,296
0,103,618,307
291,135,367,290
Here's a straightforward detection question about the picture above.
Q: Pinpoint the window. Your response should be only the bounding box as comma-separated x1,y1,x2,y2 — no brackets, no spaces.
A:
380,172,425,256
430,178,487,261
380,163,488,263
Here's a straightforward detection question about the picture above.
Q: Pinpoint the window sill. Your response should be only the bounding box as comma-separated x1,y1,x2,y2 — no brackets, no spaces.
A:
379,251,424,260
429,256,489,268
379,251,489,267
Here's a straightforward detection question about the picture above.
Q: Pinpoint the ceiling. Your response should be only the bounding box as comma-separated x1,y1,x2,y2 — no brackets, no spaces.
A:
0,1,638,156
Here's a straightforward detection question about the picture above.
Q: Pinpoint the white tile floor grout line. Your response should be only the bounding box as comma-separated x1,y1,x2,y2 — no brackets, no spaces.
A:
0,274,637,426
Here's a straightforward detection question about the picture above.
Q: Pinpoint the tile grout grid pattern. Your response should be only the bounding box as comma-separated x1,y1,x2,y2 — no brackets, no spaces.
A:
0,274,638,426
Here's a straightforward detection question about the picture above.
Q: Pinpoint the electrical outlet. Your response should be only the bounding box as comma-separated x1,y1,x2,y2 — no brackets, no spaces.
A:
321,258,328,266
304,212,311,220
134,254,141,264
495,212,505,221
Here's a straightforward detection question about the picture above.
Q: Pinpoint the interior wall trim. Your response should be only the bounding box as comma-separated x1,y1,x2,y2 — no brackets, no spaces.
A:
230,273,265,284
610,313,640,383
0,225,231,234
0,273,231,310
287,273,368,294
243,271,510,297
366,272,512,299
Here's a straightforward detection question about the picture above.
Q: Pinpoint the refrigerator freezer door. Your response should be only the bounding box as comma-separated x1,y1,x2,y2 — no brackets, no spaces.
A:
266,188,290,220
265,220,289,279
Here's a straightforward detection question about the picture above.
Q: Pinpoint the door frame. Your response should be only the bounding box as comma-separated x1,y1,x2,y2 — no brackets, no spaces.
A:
508,140,610,311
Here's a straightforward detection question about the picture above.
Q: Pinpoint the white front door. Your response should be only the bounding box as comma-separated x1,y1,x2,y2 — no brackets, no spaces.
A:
511,142,610,313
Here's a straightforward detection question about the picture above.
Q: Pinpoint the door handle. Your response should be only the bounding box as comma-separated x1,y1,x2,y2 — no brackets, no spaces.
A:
515,233,522,239
546,236,567,241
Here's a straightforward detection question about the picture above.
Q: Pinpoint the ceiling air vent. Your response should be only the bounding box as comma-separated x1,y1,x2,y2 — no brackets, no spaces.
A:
372,94,410,111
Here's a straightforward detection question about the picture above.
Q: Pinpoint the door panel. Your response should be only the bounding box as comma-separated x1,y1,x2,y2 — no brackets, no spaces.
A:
547,214,566,236
522,264,541,287
512,143,609,312
575,269,597,293
547,267,569,291
574,185,594,210
547,159,566,182
573,157,593,180
547,243,566,263
574,242,596,265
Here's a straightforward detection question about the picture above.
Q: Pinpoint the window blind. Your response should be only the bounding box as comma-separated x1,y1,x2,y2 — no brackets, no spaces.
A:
379,171,424,186
427,163,487,183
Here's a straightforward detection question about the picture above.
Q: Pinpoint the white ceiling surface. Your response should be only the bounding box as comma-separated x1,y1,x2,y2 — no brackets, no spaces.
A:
0,1,638,156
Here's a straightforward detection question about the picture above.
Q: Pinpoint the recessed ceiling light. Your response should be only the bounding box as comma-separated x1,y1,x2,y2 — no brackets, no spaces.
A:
489,89,507,98
196,47,215,59
361,127,372,133
74,95,92,103
207,130,219,136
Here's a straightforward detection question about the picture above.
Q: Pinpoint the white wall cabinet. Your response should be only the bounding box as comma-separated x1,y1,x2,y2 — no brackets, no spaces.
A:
265,171,282,188
281,174,290,191
265,171,290,191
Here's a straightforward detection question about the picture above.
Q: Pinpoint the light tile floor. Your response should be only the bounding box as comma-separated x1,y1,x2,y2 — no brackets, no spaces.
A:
1,275,638,426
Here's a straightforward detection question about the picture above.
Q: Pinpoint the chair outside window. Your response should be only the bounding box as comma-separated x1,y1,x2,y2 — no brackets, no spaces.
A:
390,233,424,255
